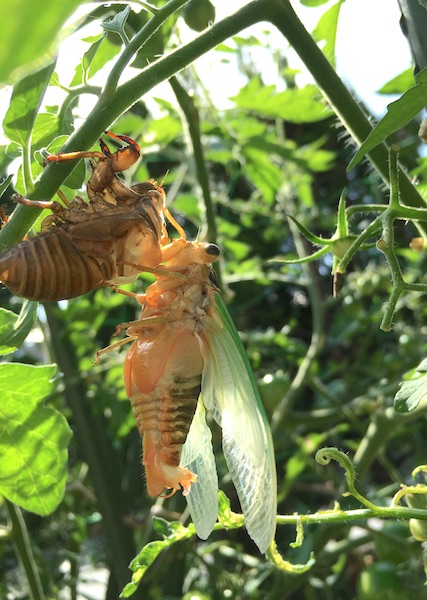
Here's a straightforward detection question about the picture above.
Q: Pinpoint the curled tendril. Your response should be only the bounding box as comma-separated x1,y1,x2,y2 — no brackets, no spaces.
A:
267,542,315,573
392,484,427,507
315,447,377,510
412,465,427,479
289,515,304,548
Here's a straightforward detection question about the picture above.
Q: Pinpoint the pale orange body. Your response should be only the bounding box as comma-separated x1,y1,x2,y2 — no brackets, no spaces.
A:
122,244,219,497
0,133,167,301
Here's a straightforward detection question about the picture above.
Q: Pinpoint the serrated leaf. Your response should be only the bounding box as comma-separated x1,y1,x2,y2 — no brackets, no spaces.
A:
348,68,427,171
231,79,332,123
0,300,38,355
394,362,427,412
0,363,72,515
3,61,56,148
241,146,283,204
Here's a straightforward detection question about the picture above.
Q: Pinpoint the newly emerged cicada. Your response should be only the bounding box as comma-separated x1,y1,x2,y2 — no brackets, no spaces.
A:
98,236,277,553
0,132,171,301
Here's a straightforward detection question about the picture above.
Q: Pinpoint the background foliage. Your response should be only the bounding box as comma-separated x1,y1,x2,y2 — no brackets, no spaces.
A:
2,0,427,598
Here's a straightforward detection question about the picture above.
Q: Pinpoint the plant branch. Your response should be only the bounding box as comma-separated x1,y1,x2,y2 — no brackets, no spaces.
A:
6,499,45,600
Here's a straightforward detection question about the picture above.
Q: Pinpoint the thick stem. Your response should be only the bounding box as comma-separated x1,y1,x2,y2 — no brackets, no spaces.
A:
43,304,138,594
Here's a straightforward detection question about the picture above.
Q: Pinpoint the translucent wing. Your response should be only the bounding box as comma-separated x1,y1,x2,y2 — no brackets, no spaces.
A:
180,397,218,540
200,292,277,553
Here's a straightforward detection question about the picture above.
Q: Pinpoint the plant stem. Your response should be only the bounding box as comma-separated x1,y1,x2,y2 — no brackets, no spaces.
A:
169,76,218,245
271,196,326,432
354,404,427,477
43,304,138,594
6,499,45,600
277,505,427,525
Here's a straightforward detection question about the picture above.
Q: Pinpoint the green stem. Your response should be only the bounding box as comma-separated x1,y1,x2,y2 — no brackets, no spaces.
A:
43,304,137,592
169,76,218,245
102,0,189,99
6,499,45,600
337,214,383,273
277,505,427,525
271,199,326,432
21,142,34,195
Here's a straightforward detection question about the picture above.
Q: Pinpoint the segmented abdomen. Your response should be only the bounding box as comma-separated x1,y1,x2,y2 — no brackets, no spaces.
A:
124,328,204,497
0,230,115,301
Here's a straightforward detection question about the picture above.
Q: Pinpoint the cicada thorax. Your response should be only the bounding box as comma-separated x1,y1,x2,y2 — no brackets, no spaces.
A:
0,133,168,301
123,246,220,498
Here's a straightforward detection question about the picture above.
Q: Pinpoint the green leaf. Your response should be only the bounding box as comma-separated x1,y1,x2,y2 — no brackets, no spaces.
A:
348,68,427,171
0,0,85,84
394,359,427,412
0,363,72,515
0,301,38,355
123,520,194,595
0,175,13,199
241,146,283,204
313,0,344,63
70,35,121,87
3,61,56,148
300,0,330,6
231,79,332,123
377,68,416,95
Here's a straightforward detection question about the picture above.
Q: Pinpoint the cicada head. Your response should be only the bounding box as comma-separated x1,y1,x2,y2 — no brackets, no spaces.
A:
166,241,220,268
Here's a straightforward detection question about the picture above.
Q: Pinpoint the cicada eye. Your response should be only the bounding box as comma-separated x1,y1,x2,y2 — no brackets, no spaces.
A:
205,244,220,257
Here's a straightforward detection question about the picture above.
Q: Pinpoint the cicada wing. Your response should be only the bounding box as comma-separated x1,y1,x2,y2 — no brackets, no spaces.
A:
180,397,218,540
200,293,277,553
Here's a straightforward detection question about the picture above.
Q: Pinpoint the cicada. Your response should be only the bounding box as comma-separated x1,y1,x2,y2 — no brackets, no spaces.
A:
0,132,171,301
99,238,277,553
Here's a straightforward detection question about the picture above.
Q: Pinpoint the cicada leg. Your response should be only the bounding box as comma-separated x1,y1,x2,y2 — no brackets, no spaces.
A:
120,260,187,280
102,131,141,172
45,150,105,165
94,334,138,364
12,194,57,210
0,206,7,226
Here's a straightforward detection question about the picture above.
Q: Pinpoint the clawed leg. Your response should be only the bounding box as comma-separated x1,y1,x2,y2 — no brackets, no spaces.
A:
94,334,138,364
45,150,105,164
12,194,57,210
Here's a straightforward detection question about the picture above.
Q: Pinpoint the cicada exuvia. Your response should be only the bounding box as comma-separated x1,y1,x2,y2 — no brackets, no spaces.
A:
0,132,172,301
98,237,277,553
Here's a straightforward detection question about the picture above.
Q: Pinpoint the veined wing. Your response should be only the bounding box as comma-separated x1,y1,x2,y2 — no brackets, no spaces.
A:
180,397,218,540
201,292,277,553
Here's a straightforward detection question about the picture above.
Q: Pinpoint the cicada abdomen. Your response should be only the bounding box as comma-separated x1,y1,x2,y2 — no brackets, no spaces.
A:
0,133,167,301
123,243,220,497
117,239,277,553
